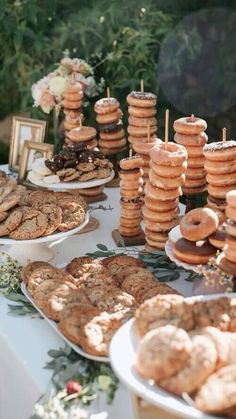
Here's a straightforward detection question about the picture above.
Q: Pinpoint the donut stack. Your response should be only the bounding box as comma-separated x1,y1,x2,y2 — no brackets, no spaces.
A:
62,82,84,138
94,97,126,154
119,155,144,237
66,126,97,150
217,191,236,277
174,115,207,196
203,140,236,213
127,91,157,182
143,142,188,250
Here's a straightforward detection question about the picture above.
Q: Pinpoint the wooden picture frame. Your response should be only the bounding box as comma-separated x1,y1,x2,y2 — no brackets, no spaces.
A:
18,140,54,185
9,116,48,172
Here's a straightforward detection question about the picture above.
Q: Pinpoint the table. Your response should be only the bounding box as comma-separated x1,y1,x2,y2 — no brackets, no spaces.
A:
0,175,194,419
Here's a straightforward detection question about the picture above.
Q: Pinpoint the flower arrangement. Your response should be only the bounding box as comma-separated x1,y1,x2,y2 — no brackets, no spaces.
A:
31,55,104,114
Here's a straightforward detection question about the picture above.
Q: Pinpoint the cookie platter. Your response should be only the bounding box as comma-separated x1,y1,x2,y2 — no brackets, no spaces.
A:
21,282,109,363
110,293,236,419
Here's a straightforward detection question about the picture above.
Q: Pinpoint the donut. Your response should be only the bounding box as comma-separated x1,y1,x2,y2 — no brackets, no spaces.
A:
67,126,96,142
64,120,82,131
173,238,216,264
185,167,205,179
151,142,187,167
145,237,165,250
174,132,208,146
127,91,157,108
217,252,236,276
204,205,225,225
145,181,182,201
204,158,236,175
203,141,236,161
184,145,203,158
208,184,236,199
128,106,156,118
208,226,226,249
100,146,125,155
128,135,157,144
119,156,144,170
128,116,157,127
120,208,142,219
120,179,144,190
226,190,236,208
144,218,178,232
149,169,185,189
140,154,150,166
150,160,187,178
62,100,82,109
99,120,123,133
128,125,157,137
144,196,179,212
143,205,179,222
78,186,103,196
224,243,236,263
64,82,82,94
226,220,236,237
100,129,125,140
94,98,120,114
184,177,206,188
119,168,143,181
132,139,162,155
187,157,205,168
182,185,207,195
119,225,142,237
120,188,143,199
85,138,98,150
226,206,236,222
120,216,141,227
206,173,236,187
173,115,207,135
99,138,126,149
96,109,123,124
142,166,150,177
180,208,219,241
64,108,82,117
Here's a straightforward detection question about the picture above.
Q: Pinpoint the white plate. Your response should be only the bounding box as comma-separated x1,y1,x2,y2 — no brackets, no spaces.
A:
21,283,109,363
30,171,115,190
110,293,236,419
0,212,89,245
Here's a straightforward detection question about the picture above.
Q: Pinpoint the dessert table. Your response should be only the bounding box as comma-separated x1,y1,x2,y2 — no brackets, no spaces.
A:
0,165,193,419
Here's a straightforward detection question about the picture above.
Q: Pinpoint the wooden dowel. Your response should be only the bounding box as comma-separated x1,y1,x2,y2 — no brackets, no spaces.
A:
107,87,110,99
165,109,169,150
129,146,133,158
222,127,227,143
190,113,195,122
140,79,144,93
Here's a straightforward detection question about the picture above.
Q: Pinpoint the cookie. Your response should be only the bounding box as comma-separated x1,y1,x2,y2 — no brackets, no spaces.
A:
0,190,21,212
115,266,154,286
34,279,77,309
78,171,97,182
76,273,118,290
9,209,48,240
96,168,111,179
58,202,85,231
37,204,62,236
85,285,136,313
135,325,192,382
43,288,90,321
0,212,8,223
102,254,144,269
0,209,23,236
57,168,76,178
66,257,109,278
17,190,31,206
63,171,81,182
28,190,55,207
0,177,17,200
121,273,154,295
139,284,181,304
159,334,217,395
20,261,53,284
55,192,87,212
76,162,96,173
27,266,76,296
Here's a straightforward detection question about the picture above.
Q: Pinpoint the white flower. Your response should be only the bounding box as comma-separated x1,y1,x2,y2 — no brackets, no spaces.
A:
49,76,67,97
31,76,49,107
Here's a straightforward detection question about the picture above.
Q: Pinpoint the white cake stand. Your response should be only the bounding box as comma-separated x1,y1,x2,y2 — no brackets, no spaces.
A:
0,212,89,265
29,171,115,191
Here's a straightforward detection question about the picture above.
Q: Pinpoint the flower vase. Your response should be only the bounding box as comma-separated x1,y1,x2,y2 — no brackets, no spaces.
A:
53,105,62,154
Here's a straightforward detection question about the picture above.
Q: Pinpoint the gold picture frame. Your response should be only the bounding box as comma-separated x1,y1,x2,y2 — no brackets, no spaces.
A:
9,116,48,172
18,140,54,185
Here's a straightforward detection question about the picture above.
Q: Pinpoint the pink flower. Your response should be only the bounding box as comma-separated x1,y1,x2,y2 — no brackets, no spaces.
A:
40,90,55,114
66,380,82,395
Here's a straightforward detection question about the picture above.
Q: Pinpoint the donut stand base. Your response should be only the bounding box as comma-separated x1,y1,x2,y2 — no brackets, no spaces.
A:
82,192,107,203
112,228,145,247
3,244,54,266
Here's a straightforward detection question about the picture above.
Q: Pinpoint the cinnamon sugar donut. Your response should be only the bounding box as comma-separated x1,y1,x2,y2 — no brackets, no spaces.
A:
143,205,179,222
185,145,204,158
144,196,178,212
145,181,182,201
144,218,178,232
94,98,120,114
151,142,187,166
204,158,236,174
174,116,207,135
132,139,162,155
203,141,236,161
174,132,208,146
180,208,219,241
96,109,123,124
128,106,156,118
119,156,144,170
128,116,157,127
150,160,187,178
187,156,205,168
206,172,236,187
208,184,236,199
128,124,157,137
149,169,185,189
127,91,157,108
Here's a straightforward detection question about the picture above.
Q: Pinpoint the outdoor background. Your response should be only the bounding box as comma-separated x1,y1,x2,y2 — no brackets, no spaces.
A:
1,0,236,163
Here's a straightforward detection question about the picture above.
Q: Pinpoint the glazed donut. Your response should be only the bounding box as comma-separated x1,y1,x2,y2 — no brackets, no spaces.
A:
144,196,179,212
120,179,144,190
94,98,120,114
100,129,125,140
186,167,205,179
140,154,150,166
226,190,236,208
99,138,126,149
208,184,236,199
173,238,216,265
217,252,236,276
64,108,82,117
151,142,187,167
144,218,178,232
145,237,165,250
180,208,219,241
120,216,141,227
128,135,157,144
128,124,157,137
62,100,82,109
184,177,206,188
67,126,96,142
133,139,162,155
182,185,207,195
173,115,207,135
120,187,143,199
150,160,187,178
187,156,205,168
119,156,144,170
185,145,203,158
120,169,143,180
207,195,226,211
145,181,182,201
203,141,236,161
128,106,156,118
174,132,208,146
96,109,123,124
119,225,142,237
127,91,157,108
208,226,226,249
64,92,83,102
145,229,169,242
224,243,236,263
64,120,80,131
128,116,157,127
149,169,185,189
204,158,236,175
143,205,179,222
206,173,236,187
226,206,236,222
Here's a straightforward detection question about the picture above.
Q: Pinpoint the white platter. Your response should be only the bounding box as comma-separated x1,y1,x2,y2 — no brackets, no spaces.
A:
21,282,109,363
30,170,115,190
110,293,236,419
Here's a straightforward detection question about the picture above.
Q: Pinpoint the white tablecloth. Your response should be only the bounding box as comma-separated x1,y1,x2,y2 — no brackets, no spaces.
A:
0,175,194,419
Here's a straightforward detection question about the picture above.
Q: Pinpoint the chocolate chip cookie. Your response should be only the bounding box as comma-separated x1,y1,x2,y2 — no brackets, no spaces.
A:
9,209,48,240
58,202,85,231
0,209,23,236
37,204,62,235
